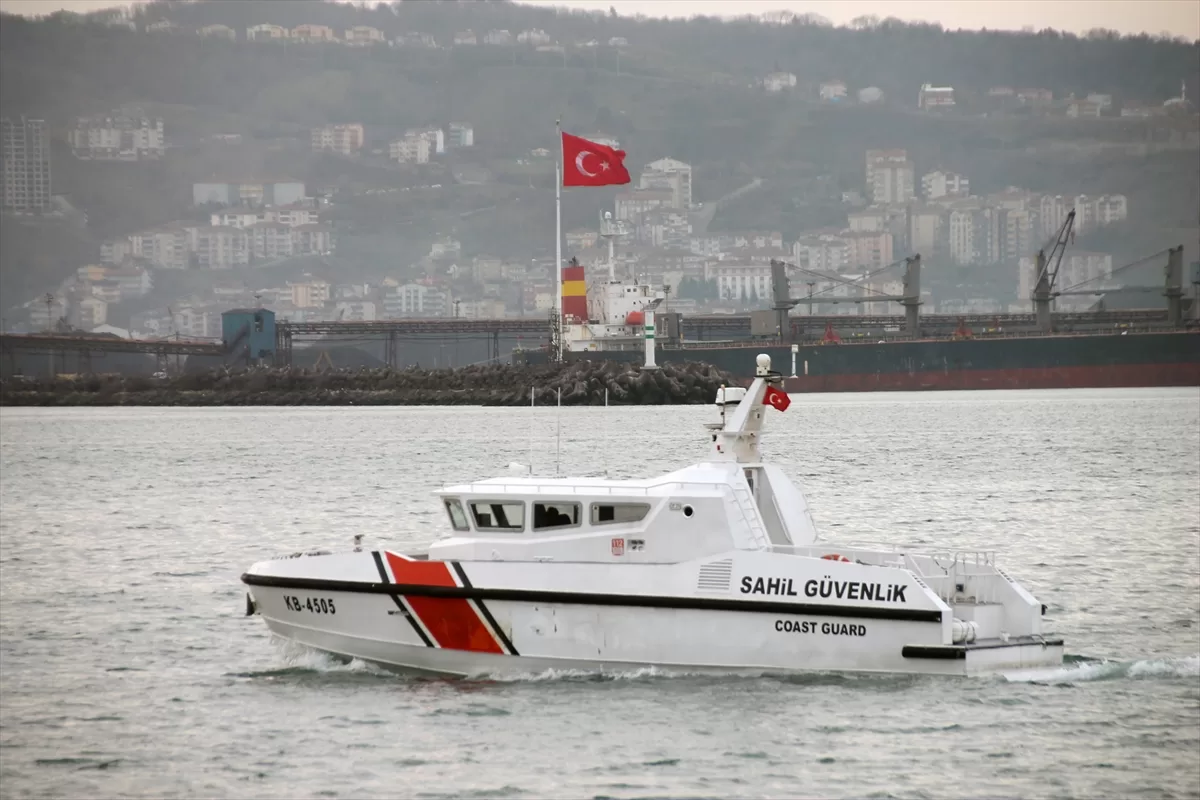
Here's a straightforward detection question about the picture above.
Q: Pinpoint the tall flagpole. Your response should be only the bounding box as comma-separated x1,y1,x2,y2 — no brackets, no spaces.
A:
555,117,563,360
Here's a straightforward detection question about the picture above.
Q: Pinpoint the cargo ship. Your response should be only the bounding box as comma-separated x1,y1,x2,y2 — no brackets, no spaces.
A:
554,250,1200,393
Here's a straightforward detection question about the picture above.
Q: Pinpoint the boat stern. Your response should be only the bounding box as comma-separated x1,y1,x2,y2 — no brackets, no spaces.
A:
902,635,1065,676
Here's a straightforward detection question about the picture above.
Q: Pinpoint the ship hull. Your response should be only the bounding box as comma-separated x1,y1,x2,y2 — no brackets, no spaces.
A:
570,331,1200,393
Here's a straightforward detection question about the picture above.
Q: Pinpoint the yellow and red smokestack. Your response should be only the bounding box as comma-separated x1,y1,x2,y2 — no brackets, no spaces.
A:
562,258,587,323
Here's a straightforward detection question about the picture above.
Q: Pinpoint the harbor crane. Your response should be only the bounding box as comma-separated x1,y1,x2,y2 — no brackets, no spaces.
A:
1030,210,1075,332
768,255,922,340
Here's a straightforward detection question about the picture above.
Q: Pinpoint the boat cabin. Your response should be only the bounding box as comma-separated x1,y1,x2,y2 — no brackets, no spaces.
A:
431,461,818,564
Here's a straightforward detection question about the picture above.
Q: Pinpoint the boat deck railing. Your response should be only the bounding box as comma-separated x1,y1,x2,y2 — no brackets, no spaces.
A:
771,544,1005,603
441,480,730,497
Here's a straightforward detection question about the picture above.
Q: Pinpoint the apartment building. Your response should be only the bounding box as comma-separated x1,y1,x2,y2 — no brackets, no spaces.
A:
1,116,52,212
638,158,692,209
921,170,969,199
447,123,474,148
390,134,430,164
311,123,364,155
69,113,165,160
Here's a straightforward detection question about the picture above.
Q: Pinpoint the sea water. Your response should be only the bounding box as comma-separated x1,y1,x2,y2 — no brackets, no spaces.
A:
1,388,1197,799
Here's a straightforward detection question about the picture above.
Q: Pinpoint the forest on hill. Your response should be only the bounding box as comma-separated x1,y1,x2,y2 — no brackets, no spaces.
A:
1,0,1197,304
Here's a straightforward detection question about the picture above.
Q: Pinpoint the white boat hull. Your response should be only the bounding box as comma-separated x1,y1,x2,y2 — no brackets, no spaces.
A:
243,550,1064,678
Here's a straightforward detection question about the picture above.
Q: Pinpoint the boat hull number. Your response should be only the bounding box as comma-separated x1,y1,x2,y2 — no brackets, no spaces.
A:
284,595,337,615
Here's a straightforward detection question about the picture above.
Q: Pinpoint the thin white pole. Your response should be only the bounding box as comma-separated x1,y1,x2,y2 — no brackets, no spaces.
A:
529,386,534,475
555,387,562,476
555,118,563,360
604,386,609,477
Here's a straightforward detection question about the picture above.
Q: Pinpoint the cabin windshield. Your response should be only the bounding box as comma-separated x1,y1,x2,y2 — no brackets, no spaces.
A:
444,498,470,531
470,500,525,532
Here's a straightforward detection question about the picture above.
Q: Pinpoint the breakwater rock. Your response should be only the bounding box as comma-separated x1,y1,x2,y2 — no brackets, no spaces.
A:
0,360,741,407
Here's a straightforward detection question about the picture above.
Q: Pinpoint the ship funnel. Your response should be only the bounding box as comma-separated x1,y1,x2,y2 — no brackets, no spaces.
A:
562,257,587,323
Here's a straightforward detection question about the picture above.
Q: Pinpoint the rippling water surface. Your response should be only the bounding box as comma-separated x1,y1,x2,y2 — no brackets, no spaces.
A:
2,388,1198,799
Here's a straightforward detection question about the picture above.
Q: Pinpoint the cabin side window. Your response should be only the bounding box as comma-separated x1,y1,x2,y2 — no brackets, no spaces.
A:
533,502,581,531
444,498,470,532
590,502,651,525
469,501,525,532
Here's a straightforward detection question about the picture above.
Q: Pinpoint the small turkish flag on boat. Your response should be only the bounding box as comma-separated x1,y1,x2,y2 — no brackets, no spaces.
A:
763,385,791,412
561,132,631,187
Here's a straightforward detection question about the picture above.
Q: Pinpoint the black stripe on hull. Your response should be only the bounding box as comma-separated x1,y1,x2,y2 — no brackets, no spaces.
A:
243,571,942,624
452,562,520,656
370,551,434,648
902,637,1065,660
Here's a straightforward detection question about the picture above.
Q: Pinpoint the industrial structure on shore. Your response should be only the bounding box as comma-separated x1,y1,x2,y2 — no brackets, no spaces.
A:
3,220,1199,392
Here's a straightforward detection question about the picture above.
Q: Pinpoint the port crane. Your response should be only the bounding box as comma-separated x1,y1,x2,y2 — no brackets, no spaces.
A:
1032,210,1187,329
768,255,923,339
1030,210,1076,332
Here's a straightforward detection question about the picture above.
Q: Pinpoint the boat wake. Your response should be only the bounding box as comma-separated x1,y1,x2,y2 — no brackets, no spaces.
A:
1001,654,1199,685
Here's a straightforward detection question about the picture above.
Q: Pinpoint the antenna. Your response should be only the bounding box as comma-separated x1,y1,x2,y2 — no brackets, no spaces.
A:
555,387,562,476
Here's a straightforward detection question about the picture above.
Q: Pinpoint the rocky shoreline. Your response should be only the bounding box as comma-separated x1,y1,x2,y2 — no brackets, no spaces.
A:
0,360,740,407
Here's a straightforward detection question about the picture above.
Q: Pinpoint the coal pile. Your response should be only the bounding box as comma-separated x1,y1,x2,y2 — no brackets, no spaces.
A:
0,360,740,407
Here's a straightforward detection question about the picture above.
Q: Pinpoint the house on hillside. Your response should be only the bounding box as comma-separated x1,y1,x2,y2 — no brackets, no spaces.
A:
291,24,338,43
246,24,288,41
197,24,236,40
918,84,955,110
344,25,385,46
763,72,797,92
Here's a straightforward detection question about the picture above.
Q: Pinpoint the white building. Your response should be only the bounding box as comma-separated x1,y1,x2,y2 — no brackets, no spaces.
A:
919,84,955,110
390,134,431,164
453,30,477,45
448,123,474,148
639,158,692,209
291,24,338,43
246,24,288,41
384,284,448,317
69,113,165,161
344,26,385,46
483,29,513,45
334,300,377,321
819,81,847,102
921,170,969,200
871,160,915,205
197,24,236,40
793,233,851,273
311,123,364,155
517,29,551,45
763,72,797,93
290,278,332,308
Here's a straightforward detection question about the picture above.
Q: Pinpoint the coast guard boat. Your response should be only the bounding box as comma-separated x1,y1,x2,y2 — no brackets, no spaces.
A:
241,354,1064,677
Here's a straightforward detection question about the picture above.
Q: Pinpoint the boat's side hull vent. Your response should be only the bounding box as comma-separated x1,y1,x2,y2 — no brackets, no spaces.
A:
697,559,733,593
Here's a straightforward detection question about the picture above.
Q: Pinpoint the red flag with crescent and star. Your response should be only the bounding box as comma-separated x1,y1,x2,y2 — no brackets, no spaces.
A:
561,132,632,187
763,385,791,412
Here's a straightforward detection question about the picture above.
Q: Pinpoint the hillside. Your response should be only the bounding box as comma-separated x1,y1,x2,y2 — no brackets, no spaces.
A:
1,0,1198,307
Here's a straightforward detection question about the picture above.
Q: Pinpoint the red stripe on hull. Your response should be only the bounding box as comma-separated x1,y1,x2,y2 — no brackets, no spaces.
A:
382,552,505,654
403,596,506,654
780,363,1200,393
384,552,457,587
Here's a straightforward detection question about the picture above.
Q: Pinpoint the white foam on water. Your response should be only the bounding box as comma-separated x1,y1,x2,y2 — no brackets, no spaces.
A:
1002,655,1199,684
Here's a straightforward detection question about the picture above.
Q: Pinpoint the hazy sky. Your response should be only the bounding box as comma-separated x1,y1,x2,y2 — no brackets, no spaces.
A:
0,0,1196,39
